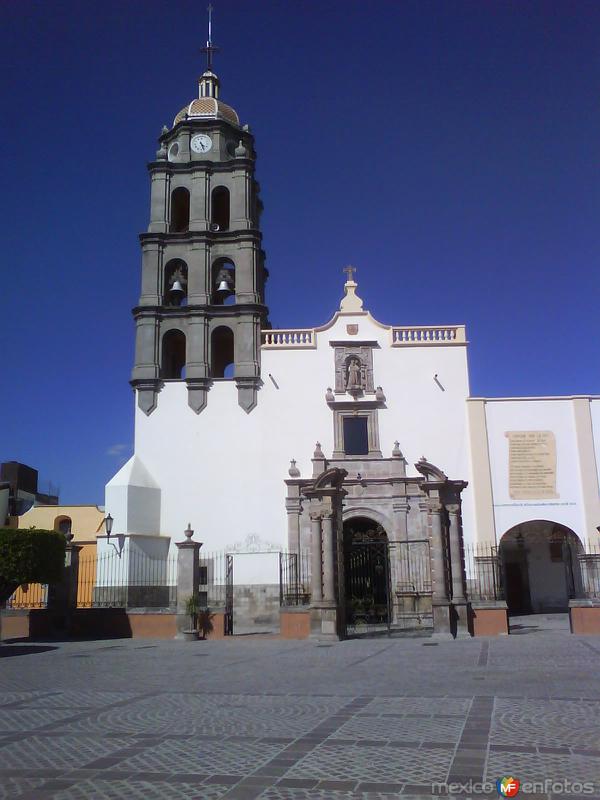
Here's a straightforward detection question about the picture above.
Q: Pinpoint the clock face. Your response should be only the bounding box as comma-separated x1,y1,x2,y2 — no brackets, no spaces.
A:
191,134,212,154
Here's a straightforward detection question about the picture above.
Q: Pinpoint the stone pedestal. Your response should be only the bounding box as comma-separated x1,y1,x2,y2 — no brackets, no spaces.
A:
47,538,82,629
175,525,202,638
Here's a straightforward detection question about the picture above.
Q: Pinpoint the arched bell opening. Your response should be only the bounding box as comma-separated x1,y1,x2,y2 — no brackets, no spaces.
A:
343,517,390,627
170,187,190,232
54,515,72,536
211,258,235,305
499,520,584,615
163,260,188,307
211,325,234,379
211,186,230,231
161,329,186,379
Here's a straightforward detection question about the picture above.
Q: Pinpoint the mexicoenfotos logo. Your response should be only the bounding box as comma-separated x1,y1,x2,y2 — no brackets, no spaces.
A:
497,777,520,797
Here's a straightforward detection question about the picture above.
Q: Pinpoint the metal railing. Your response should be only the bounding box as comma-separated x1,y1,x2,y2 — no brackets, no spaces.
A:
279,551,311,606
5,582,48,609
198,550,232,609
578,543,600,599
78,551,178,609
464,542,504,602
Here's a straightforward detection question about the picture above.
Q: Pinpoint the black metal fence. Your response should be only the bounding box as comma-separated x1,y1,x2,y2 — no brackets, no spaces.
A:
5,582,48,609
78,551,178,609
198,550,231,610
463,542,504,601
578,544,600,599
279,551,311,606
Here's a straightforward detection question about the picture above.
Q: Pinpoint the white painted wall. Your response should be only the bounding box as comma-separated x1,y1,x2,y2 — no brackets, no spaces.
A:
484,399,587,541
120,303,472,571
590,399,600,492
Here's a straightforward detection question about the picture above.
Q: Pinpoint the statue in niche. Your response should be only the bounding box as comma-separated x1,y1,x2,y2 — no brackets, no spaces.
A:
346,357,363,392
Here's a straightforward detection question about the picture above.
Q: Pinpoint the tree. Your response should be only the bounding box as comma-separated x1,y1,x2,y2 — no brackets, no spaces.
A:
0,528,66,606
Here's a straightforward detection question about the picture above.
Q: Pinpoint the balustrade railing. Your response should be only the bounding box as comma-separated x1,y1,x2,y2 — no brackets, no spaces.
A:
261,329,315,348
391,325,466,345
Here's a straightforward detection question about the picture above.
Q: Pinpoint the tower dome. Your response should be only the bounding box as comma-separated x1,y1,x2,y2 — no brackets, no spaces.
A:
173,94,239,127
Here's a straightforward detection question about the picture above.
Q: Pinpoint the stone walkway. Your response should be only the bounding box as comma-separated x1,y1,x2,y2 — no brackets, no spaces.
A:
1,627,600,799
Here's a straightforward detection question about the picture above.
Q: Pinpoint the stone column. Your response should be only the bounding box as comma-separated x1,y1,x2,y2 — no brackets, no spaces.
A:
390,499,409,622
189,172,208,231
310,513,323,604
175,524,202,638
47,535,82,632
148,171,168,233
447,503,469,638
186,317,210,413
428,499,452,637
321,513,335,605
285,489,302,554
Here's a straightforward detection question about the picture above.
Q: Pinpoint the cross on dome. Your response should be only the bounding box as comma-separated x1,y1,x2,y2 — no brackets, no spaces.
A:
201,4,220,72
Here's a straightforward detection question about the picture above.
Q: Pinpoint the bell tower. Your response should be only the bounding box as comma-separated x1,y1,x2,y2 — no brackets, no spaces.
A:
131,13,268,415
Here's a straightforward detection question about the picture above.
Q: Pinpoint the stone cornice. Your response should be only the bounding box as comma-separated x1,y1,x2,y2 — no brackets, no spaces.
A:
147,157,255,174
139,229,262,246
132,303,269,320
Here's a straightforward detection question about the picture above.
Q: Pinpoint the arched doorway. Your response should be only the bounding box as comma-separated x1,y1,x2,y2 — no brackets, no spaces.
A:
500,521,583,615
343,517,391,633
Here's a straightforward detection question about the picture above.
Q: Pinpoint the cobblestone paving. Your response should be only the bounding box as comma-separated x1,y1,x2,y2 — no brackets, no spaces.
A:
0,626,600,798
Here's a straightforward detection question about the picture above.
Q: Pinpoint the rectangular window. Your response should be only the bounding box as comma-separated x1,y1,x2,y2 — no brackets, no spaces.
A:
343,417,369,455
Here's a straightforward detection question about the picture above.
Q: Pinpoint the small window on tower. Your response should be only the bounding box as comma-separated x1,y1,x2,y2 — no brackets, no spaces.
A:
211,186,230,231
170,187,190,232
343,417,369,456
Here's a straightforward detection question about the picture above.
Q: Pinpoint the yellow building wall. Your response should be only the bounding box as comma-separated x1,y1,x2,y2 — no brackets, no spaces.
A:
10,506,105,608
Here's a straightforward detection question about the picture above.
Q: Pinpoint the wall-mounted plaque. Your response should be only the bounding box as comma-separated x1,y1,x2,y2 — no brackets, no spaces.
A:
505,430,558,500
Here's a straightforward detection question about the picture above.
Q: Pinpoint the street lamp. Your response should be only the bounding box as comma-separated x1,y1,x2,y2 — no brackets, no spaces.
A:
104,514,114,538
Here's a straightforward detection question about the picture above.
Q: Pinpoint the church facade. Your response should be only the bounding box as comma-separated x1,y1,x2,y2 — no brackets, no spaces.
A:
104,54,600,634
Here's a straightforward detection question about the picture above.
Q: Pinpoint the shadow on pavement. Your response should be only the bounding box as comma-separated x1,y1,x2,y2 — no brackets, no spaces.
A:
0,644,58,657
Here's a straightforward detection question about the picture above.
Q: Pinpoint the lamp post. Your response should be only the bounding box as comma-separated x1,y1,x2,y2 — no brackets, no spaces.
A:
104,514,113,538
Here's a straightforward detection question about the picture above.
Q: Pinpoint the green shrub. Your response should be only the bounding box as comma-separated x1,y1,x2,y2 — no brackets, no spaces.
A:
0,528,66,605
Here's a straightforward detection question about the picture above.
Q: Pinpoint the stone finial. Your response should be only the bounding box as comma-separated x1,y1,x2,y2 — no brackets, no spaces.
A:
156,142,167,160
325,387,335,402
313,442,324,459
235,139,247,157
161,125,169,135
375,386,385,402
288,459,301,478
392,441,403,458
339,266,364,313
184,523,194,540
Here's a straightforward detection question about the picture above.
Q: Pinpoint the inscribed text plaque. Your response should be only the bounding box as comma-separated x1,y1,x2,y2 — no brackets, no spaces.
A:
506,430,558,500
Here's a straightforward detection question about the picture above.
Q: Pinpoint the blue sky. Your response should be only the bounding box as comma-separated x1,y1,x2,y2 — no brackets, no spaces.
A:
1,0,599,504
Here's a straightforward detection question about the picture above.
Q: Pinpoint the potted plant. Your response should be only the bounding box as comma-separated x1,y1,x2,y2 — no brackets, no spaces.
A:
197,607,215,640
183,594,200,641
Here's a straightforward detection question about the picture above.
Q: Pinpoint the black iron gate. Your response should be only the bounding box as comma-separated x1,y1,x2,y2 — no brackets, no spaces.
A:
345,539,433,637
345,540,393,636
225,553,234,635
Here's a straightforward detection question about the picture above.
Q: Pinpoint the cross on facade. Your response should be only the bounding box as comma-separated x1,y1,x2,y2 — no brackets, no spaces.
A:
343,265,356,282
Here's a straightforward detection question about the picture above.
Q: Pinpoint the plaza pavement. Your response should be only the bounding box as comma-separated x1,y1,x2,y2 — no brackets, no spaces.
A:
1,618,600,799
